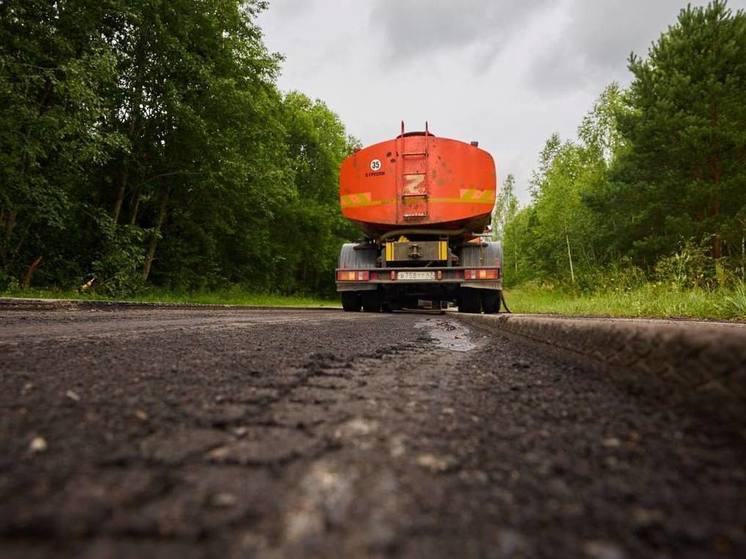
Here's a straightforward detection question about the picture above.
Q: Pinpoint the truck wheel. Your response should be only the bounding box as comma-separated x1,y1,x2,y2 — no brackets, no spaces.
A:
458,288,481,313
361,292,381,313
341,292,361,312
482,290,500,314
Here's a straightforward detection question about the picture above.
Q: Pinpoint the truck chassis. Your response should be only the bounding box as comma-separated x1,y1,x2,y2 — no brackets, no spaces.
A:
336,236,503,313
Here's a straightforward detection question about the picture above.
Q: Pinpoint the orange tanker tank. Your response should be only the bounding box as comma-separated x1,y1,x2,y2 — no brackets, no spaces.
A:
339,122,497,239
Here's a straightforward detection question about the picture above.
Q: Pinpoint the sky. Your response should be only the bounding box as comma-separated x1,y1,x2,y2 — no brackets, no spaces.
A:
257,0,745,203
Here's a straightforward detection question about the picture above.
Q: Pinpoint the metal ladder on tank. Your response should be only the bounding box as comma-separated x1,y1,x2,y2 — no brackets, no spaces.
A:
397,121,430,221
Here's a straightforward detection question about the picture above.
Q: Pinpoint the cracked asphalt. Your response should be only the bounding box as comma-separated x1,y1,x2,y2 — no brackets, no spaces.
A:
0,307,744,558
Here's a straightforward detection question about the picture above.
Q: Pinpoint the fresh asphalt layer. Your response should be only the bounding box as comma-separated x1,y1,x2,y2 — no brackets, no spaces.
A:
0,305,744,558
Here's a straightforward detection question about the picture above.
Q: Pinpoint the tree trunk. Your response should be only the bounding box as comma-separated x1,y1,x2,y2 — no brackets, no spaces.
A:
709,100,722,260
565,232,575,284
129,188,141,225
1,211,16,260
112,168,128,224
142,188,169,282
711,199,721,259
114,35,146,225
21,256,43,289
741,231,746,282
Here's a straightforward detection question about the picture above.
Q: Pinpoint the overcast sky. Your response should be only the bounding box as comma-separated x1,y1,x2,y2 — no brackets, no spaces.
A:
257,0,745,203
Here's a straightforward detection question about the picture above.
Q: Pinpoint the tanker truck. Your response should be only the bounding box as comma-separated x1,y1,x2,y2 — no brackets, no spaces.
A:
335,122,503,313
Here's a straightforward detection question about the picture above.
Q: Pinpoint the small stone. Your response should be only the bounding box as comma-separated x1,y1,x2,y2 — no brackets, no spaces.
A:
211,492,237,507
134,409,148,421
233,426,248,437
458,470,489,484
602,437,621,448
29,436,47,453
632,507,663,527
334,418,378,439
416,453,455,473
207,446,231,460
65,390,80,402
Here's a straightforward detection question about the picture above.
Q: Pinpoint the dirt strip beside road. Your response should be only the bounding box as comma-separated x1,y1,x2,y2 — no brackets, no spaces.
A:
0,297,339,312
457,313,746,420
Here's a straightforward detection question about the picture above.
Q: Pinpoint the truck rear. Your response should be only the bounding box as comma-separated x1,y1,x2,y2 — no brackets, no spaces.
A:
335,123,503,313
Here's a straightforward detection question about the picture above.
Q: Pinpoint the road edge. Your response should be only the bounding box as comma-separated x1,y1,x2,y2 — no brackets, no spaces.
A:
456,313,746,418
0,297,340,312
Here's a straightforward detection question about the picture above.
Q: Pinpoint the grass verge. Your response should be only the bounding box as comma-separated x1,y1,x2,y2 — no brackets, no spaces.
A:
504,283,746,321
0,287,338,308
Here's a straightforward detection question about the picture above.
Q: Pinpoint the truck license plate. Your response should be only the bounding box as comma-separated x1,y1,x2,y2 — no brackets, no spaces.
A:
397,271,435,280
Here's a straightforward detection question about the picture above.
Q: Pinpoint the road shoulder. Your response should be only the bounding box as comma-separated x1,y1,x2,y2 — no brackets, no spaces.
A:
456,313,746,421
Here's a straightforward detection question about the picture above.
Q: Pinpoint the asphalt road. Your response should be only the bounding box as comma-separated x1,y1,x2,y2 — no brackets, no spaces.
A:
0,307,744,558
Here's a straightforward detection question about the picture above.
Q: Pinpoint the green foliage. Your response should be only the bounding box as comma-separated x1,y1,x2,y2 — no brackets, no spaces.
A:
504,85,622,286
0,285,336,307
600,0,746,263
0,1,356,296
492,173,518,242
502,1,746,309
273,92,360,295
506,282,746,321
574,259,647,294
88,209,145,296
719,283,746,317
654,239,716,290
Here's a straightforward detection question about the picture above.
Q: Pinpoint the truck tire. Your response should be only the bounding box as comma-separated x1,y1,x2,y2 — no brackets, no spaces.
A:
482,290,500,314
361,292,381,313
341,292,361,312
459,288,481,313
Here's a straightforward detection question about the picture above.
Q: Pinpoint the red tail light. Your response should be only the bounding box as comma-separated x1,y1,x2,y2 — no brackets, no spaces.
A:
464,268,499,280
337,270,370,281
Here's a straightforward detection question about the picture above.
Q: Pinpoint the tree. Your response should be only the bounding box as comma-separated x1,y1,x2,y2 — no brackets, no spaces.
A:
492,173,518,242
274,92,359,294
0,0,124,286
0,1,357,296
501,84,623,286
605,0,746,263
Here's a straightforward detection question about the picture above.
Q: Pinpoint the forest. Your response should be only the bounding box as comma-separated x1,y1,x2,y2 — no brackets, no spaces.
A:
494,0,746,305
1,1,745,311
0,0,357,297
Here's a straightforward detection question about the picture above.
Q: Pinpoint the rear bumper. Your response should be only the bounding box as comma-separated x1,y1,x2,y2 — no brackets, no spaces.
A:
335,266,501,292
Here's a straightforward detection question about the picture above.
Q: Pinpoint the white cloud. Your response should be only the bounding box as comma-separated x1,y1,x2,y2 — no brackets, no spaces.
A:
370,0,550,68
259,0,746,203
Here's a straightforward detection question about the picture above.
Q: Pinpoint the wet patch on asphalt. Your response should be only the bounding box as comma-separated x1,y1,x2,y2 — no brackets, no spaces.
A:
415,317,477,352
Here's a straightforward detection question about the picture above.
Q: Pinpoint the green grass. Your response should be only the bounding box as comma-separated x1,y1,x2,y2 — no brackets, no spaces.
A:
504,283,746,321
0,287,338,308
6,284,746,320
